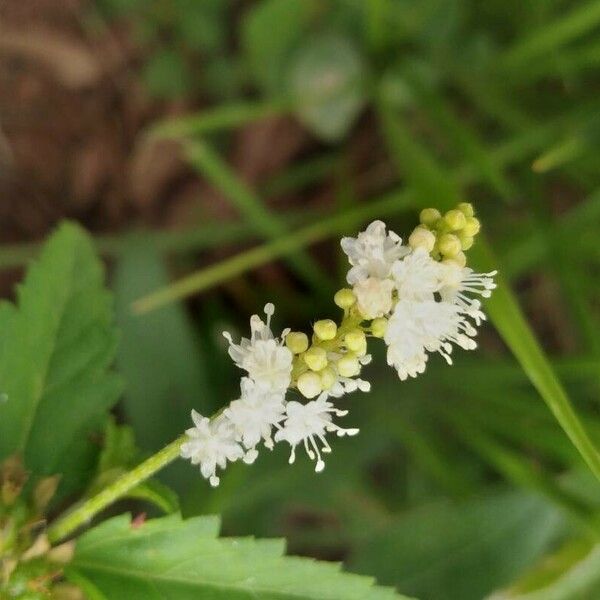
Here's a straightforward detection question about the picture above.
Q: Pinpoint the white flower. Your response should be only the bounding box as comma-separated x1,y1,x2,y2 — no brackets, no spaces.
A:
180,412,247,487
385,299,478,380
223,303,293,393
223,377,286,451
384,300,430,380
353,277,395,319
392,247,442,301
326,375,371,398
274,396,359,472
341,220,409,285
439,263,497,325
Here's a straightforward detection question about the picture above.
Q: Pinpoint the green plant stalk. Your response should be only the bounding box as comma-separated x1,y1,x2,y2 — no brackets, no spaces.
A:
183,139,333,296
132,189,415,313
47,435,187,544
147,100,288,140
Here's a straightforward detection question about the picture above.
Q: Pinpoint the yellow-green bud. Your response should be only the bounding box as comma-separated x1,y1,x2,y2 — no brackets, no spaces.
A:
438,233,462,258
304,346,328,371
313,319,337,341
285,331,309,354
337,354,360,377
458,233,474,251
457,202,474,217
345,329,366,353
463,216,481,237
408,227,436,252
334,288,356,309
444,209,467,231
453,251,467,267
320,367,337,390
371,317,387,338
297,371,322,398
420,207,441,226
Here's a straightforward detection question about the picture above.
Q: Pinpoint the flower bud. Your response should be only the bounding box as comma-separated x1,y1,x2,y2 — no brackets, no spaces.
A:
438,233,462,258
286,331,309,354
320,367,337,390
458,233,474,251
453,251,467,267
420,207,441,226
408,227,436,252
345,329,366,353
444,209,467,231
334,288,356,309
457,202,474,217
304,346,328,371
371,317,387,338
313,319,337,341
463,216,481,237
337,354,360,377
297,371,322,398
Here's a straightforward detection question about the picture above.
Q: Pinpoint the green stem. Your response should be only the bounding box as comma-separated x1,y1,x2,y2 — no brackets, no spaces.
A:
47,435,186,544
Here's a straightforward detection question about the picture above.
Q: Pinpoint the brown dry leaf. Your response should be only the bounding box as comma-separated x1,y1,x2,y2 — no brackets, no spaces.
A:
0,27,102,89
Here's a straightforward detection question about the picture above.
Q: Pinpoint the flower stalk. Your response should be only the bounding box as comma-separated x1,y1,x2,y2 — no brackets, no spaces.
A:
47,435,187,544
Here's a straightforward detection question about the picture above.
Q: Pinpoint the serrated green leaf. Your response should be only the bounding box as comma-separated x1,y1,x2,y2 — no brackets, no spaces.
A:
289,34,367,142
350,489,564,600
67,513,406,599
0,222,122,486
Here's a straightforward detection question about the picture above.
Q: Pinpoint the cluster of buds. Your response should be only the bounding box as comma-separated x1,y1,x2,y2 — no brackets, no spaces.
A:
409,203,481,266
181,204,496,486
286,311,371,401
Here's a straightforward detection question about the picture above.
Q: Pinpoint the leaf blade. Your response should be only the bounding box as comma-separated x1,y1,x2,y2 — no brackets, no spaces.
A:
68,513,406,599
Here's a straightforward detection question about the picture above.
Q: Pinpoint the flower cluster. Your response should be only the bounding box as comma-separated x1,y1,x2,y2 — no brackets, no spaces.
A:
181,203,496,486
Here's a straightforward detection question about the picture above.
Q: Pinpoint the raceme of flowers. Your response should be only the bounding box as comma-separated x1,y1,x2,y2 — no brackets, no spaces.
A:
181,203,497,486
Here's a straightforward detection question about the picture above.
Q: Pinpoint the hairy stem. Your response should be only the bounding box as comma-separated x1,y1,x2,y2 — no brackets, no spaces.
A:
47,435,186,544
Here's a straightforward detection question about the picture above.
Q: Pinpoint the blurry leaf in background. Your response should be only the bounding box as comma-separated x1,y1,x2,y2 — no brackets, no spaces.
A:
242,0,319,94
67,513,404,599
490,539,600,600
350,488,566,600
114,238,211,454
142,49,192,99
288,34,367,142
0,223,122,495
174,0,226,53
